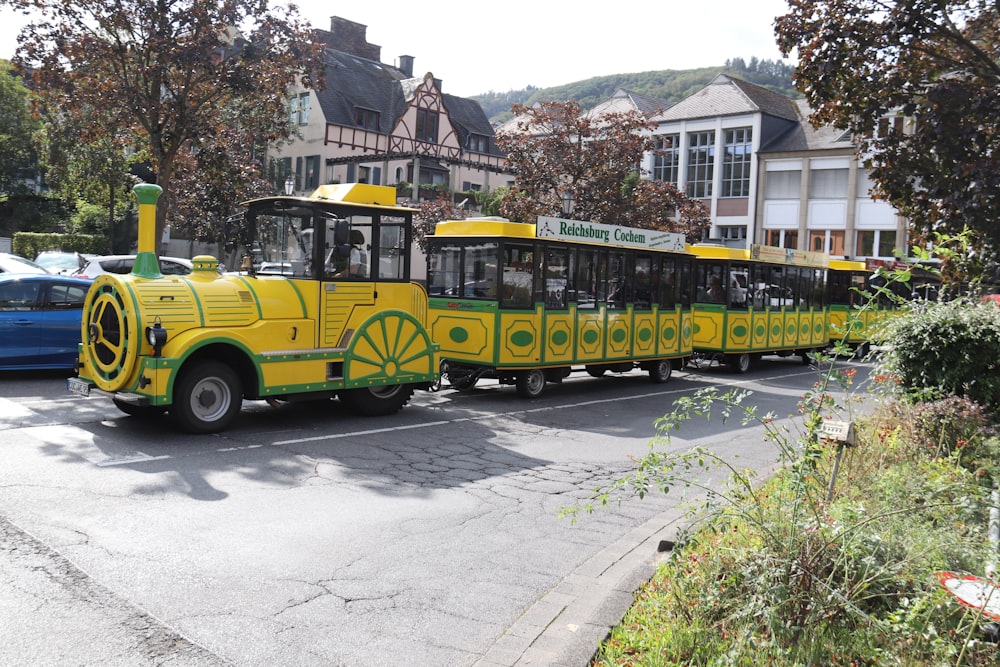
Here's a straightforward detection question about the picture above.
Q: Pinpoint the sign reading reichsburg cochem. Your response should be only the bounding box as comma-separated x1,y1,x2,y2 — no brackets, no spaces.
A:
536,216,687,252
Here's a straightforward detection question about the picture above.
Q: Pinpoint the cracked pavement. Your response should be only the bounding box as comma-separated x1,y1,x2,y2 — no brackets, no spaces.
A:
0,363,854,665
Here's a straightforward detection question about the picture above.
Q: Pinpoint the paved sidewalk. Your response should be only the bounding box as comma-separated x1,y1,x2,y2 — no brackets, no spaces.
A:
474,507,688,666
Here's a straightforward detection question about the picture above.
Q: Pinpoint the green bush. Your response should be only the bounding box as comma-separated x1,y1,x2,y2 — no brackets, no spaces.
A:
876,299,1000,410
12,231,109,258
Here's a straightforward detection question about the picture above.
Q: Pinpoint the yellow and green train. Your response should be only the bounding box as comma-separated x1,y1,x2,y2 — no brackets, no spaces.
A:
67,182,929,431
425,215,694,397
68,183,438,433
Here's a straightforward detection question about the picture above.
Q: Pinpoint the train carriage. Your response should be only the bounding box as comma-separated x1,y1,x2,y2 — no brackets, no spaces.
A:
426,215,694,397
689,243,830,373
68,183,438,433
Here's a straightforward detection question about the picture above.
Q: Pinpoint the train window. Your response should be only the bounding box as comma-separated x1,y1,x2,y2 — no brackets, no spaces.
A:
634,255,652,309
828,271,851,305
544,247,568,309
463,243,499,299
696,263,727,304
678,257,693,307
376,218,404,280
730,263,750,309
427,242,462,296
812,269,827,307
575,249,604,309
607,251,627,309
658,256,677,309
501,244,534,308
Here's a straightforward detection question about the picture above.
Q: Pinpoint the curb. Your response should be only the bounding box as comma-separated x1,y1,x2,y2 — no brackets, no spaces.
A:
474,506,690,666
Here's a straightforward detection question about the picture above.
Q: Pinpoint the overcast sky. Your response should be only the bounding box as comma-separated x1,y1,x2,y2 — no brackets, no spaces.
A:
1,0,794,98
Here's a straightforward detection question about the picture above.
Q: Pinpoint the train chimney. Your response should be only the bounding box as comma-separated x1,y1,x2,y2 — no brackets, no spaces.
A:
131,183,163,278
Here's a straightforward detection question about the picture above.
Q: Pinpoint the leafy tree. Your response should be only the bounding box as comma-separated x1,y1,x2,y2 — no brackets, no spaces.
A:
774,0,1000,262
0,59,40,195
495,100,709,240
413,197,466,252
4,0,326,252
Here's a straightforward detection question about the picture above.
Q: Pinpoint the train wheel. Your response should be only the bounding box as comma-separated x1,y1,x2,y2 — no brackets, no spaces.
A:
112,397,166,418
800,349,812,365
727,353,751,374
171,361,242,434
649,359,672,383
586,366,606,378
515,369,546,398
339,384,414,416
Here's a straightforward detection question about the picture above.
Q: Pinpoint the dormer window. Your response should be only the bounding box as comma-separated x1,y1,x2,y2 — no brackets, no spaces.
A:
467,133,489,153
355,107,379,131
416,109,439,143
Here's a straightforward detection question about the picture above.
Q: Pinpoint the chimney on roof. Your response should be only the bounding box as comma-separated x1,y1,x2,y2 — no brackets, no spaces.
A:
398,55,414,78
327,16,381,61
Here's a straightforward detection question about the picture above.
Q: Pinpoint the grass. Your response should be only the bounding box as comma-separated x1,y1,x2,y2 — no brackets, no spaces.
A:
572,368,1000,666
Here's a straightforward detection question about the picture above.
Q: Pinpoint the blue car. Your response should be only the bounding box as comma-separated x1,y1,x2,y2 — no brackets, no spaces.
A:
0,273,92,370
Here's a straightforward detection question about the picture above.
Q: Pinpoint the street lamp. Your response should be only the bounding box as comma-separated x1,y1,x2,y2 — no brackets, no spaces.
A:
284,176,295,196
561,191,575,217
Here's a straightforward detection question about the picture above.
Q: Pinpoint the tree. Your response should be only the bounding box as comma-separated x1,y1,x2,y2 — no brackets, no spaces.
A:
774,0,1000,264
0,60,40,195
413,197,466,253
495,100,709,240
4,0,326,252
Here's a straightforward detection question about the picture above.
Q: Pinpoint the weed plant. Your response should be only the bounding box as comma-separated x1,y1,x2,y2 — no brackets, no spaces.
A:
567,262,1000,666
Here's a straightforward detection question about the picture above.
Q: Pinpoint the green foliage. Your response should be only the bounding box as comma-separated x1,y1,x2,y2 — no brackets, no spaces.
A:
774,0,1000,261
0,193,74,237
12,231,108,257
876,298,1000,411
471,58,797,125
0,60,40,195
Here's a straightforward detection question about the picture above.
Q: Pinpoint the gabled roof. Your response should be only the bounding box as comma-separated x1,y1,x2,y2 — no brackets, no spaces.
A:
310,46,503,157
759,99,856,153
584,88,671,120
653,73,799,123
313,48,408,133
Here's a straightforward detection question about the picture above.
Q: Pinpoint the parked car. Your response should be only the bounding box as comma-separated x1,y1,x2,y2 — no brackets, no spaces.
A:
34,250,91,275
0,252,49,275
0,273,93,370
73,254,193,278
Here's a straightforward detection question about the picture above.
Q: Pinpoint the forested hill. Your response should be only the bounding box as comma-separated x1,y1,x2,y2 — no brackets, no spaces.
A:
471,57,799,125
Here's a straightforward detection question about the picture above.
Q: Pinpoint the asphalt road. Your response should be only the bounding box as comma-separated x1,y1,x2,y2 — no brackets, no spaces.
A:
0,357,872,666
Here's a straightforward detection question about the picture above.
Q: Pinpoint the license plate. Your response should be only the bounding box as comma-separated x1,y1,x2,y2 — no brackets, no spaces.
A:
67,377,92,397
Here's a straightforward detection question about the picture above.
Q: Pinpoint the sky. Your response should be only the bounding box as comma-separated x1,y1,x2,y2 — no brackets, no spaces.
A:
0,0,794,98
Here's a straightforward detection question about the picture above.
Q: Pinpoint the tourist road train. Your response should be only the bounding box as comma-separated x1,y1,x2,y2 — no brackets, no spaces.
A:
67,183,920,433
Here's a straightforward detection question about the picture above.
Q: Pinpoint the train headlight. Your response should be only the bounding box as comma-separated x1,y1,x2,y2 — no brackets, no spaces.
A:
145,319,168,357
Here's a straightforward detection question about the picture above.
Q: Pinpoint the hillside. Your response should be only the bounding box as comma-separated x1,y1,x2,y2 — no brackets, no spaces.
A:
471,57,799,125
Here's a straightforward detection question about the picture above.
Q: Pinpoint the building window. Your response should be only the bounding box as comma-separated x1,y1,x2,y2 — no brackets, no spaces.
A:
809,230,845,255
289,93,310,126
764,170,801,199
467,134,489,153
765,229,798,249
856,230,897,257
686,131,715,198
416,109,439,143
304,155,320,190
461,182,482,192
809,168,849,198
718,225,746,241
355,107,379,130
721,128,752,197
652,134,679,185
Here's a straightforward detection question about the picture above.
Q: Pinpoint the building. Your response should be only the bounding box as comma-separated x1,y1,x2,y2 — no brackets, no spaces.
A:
756,99,906,260
271,17,510,203
643,73,906,260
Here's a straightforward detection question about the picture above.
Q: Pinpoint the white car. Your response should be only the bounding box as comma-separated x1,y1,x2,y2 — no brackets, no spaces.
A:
34,251,91,275
73,254,193,278
0,252,50,274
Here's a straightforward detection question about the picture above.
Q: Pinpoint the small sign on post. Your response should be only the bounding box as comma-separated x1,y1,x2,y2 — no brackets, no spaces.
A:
821,419,856,446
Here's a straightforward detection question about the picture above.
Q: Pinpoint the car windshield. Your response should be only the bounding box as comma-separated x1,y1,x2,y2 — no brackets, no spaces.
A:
0,254,48,274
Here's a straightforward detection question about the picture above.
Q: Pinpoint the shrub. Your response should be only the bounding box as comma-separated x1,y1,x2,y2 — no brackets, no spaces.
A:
876,298,1000,411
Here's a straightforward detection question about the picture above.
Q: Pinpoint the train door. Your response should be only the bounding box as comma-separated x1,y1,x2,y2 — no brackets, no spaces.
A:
573,247,607,362
540,244,574,365
498,242,541,367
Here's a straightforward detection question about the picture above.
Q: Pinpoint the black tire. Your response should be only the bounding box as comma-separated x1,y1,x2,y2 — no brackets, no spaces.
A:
854,342,871,359
727,353,751,374
649,359,672,383
339,384,414,416
171,361,242,434
586,366,606,378
515,369,546,398
449,372,478,391
800,349,812,365
112,396,166,418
